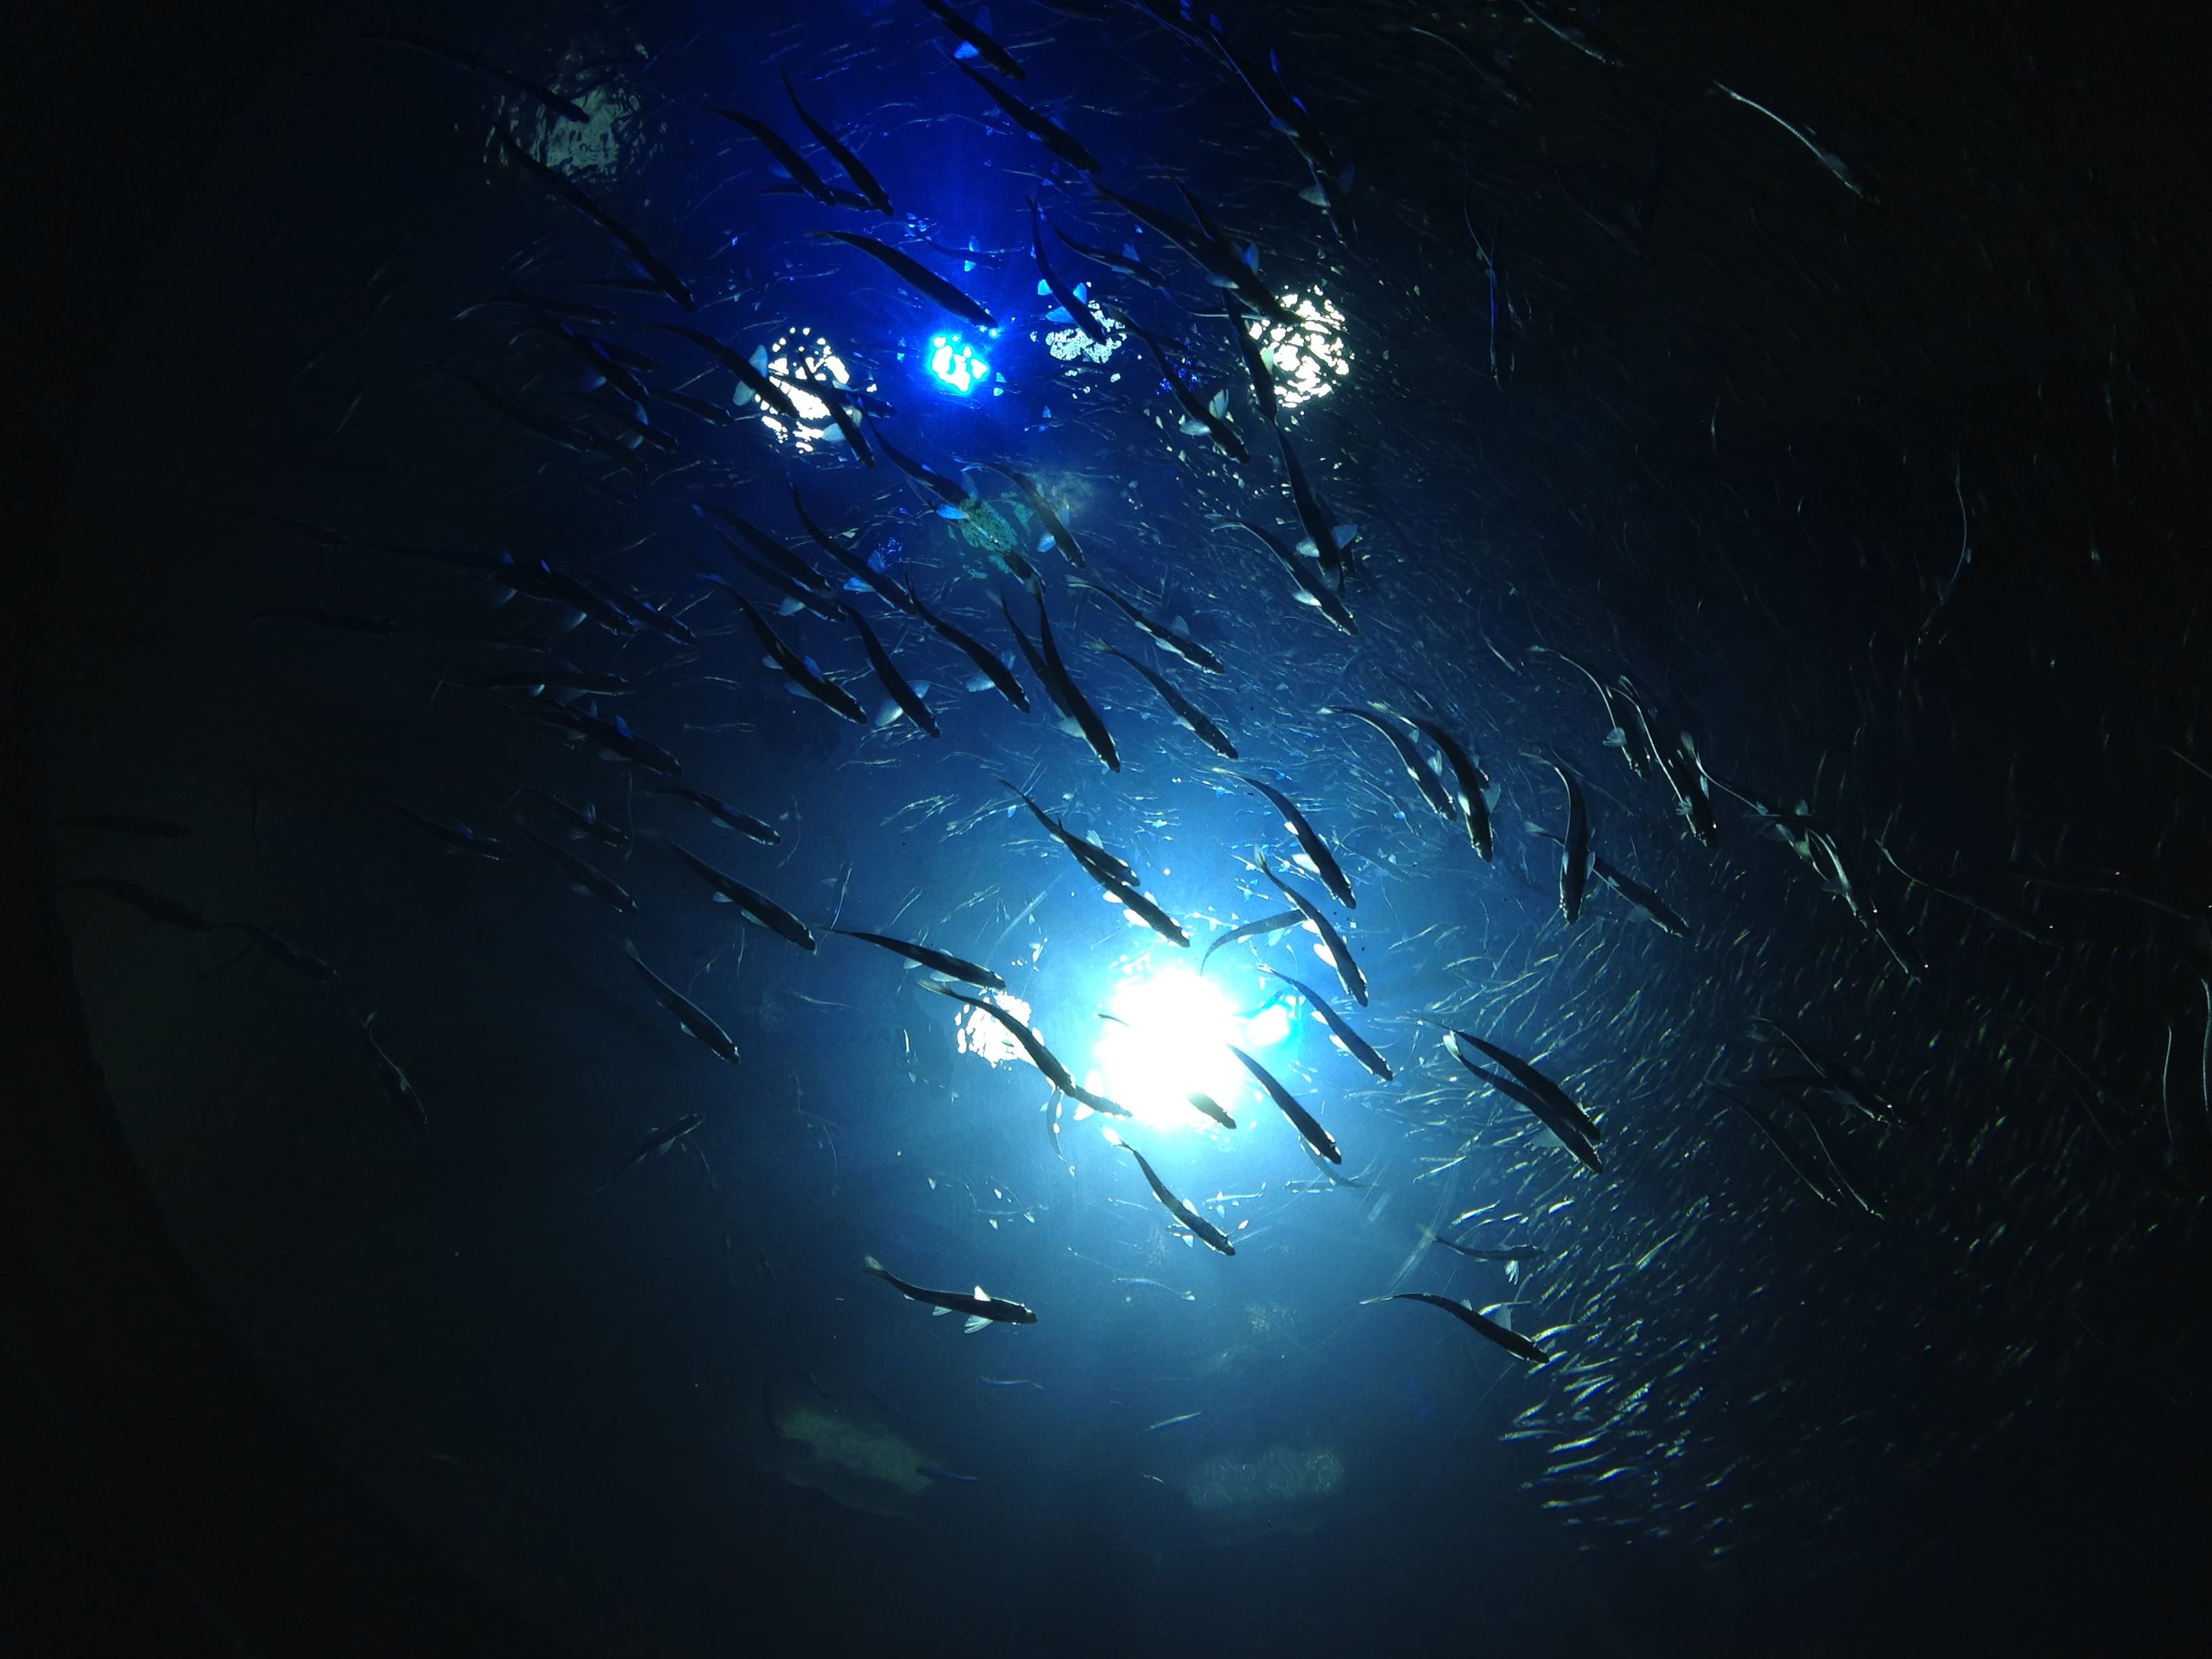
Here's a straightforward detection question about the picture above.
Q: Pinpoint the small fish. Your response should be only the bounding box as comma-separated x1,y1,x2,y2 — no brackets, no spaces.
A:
1428,1235,1546,1273
969,459,1086,567
1711,79,1873,201
492,126,693,312
781,73,894,214
1050,219,1177,294
1222,518,1357,634
586,1113,705,1194
1276,430,1357,583
651,783,780,844
62,876,216,932
788,483,918,615
920,0,1025,80
386,801,510,860
956,59,1099,172
514,784,630,851
998,777,1141,890
701,576,868,724
1146,1412,1203,1432
710,107,845,207
514,821,638,914
1026,198,1109,348
1113,1277,1197,1299
1141,335,1248,463
1528,644,1646,779
1067,573,1223,674
865,1254,1037,1331
653,323,802,422
1715,1086,1839,1208
909,588,1029,711
810,230,998,329
832,928,1005,990
1233,776,1353,908
1550,762,1589,922
840,600,940,737
1105,1131,1236,1255
1372,1292,1549,1364
356,1010,428,1130
1092,642,1237,759
875,429,979,518
1443,1031,1602,1174
1401,714,1493,859
1257,855,1365,1006
1185,1092,1236,1130
1322,705,1455,821
1223,293,1277,424
1200,909,1303,974
1256,966,1391,1081
1526,825,1687,939
924,982,1128,1118
1021,590,1119,772
1227,1044,1341,1162
648,835,817,950
621,940,741,1065
921,1467,981,1483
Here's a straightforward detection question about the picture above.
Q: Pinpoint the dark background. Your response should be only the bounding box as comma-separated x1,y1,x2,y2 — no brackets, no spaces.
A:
6,1,2206,1654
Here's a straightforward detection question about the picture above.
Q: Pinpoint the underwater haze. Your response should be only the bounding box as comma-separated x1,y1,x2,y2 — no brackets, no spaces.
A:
41,0,2209,1654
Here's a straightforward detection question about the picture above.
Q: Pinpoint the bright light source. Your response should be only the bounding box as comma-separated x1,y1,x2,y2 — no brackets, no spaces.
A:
1084,964,1285,1133
928,333,989,394
754,329,876,453
955,991,1033,1067
1247,287,1351,412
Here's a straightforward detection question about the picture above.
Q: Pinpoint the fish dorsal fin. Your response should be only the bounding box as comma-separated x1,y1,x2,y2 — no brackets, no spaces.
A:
749,345,769,373
975,1285,989,1300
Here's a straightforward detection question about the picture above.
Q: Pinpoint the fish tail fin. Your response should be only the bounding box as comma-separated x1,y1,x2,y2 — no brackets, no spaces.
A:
863,1254,888,1277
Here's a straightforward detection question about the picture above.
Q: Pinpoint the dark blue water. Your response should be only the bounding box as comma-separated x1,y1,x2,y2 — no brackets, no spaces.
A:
43,1,2208,1653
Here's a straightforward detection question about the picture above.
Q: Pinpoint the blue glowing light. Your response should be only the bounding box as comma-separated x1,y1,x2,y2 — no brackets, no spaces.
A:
928,333,989,394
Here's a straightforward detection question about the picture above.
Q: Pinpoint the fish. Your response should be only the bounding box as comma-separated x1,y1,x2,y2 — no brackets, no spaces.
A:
709,108,846,207
1549,762,1590,923
809,230,997,329
1372,1293,1550,1364
1256,966,1391,1081
1528,644,1647,779
997,777,1141,890
1049,219,1176,295
1400,714,1493,859
1223,293,1277,425
1021,590,1119,771
1091,642,1237,759
1104,1131,1237,1255
61,875,218,933
831,928,1005,990
1221,518,1357,634
1526,826,1688,939
1257,855,1366,1006
1744,1017,1910,1125
1097,872,1191,950
217,922,339,983
621,939,742,1065
1711,80,1873,201
1140,336,1248,463
865,1255,1038,1331
491,126,693,312
514,821,638,914
586,1113,705,1194
1200,909,1303,974
653,325,801,422
386,801,510,860
1321,705,1456,821
1090,180,1292,323
1232,775,1353,908
657,388,739,427
1227,1044,1343,1162
512,703,683,777
787,483,918,614
1067,573,1223,674
1427,1235,1546,1275
1146,1413,1202,1432
1715,1086,1839,1208
445,663,638,697
920,0,1025,80
647,835,818,951
1276,430,1357,582
1618,685,1719,850
1443,1032,1603,1174
923,981,1131,1118
1026,199,1109,349
708,529,833,618
355,1010,428,1130
1185,1092,1236,1130
874,430,979,520
514,783,630,850
908,588,1029,710
968,459,1086,567
701,576,869,724
651,784,780,845
840,600,939,737
781,73,894,214
358,31,589,123
956,59,1100,173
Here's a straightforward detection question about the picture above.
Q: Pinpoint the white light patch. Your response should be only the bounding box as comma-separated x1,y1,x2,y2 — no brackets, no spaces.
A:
955,991,1033,1067
754,329,875,453
1249,288,1351,411
1084,965,1283,1133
